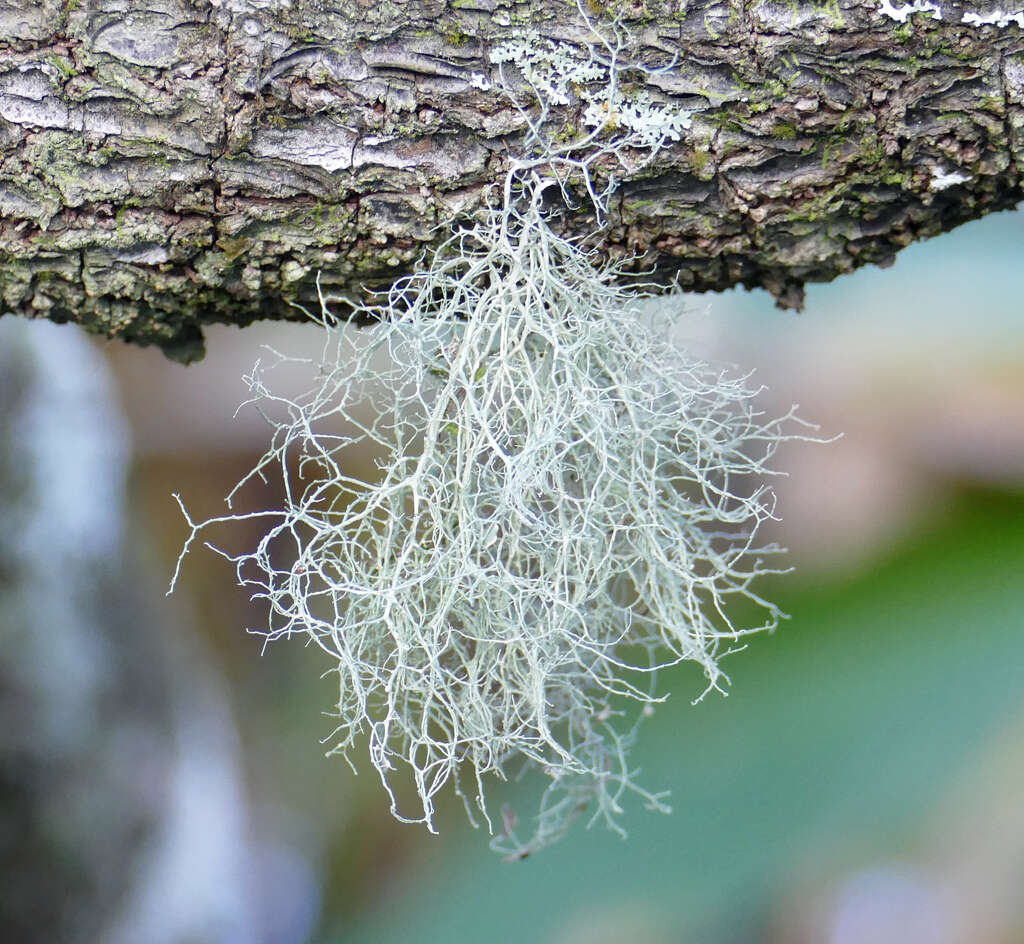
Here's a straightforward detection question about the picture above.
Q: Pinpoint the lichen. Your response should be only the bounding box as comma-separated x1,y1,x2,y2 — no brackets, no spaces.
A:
875,0,1024,29
169,0,815,860
490,29,691,150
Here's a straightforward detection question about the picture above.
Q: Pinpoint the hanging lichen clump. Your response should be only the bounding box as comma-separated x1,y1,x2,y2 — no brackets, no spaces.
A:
171,7,811,858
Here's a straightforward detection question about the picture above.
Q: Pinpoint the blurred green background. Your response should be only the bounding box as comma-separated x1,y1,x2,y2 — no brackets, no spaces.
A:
3,206,1022,944
331,489,1024,943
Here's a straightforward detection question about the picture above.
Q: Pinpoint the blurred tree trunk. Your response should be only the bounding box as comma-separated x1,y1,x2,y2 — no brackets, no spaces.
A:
1,0,1022,360
0,318,260,943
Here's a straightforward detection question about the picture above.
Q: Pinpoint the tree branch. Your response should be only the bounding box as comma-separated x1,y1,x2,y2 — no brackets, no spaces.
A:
1,0,1021,360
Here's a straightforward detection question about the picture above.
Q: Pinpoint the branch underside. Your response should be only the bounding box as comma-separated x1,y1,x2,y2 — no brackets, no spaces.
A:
1,0,1022,360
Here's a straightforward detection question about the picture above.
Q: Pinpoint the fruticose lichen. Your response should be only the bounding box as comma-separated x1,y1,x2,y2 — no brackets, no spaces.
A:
171,5,811,858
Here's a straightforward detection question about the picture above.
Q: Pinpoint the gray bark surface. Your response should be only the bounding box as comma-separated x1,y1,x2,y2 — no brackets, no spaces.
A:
1,0,1022,361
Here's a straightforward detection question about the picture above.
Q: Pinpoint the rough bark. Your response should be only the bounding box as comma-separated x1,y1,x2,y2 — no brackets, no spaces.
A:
0,0,1021,361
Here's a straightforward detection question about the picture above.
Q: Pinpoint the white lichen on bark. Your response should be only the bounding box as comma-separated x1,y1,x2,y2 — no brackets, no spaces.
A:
875,0,1024,26
171,4,813,858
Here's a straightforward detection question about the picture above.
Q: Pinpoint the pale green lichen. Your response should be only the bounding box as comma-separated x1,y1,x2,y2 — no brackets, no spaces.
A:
171,184,804,857
962,7,1024,26
875,0,1024,28
171,3,809,859
490,23,691,152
